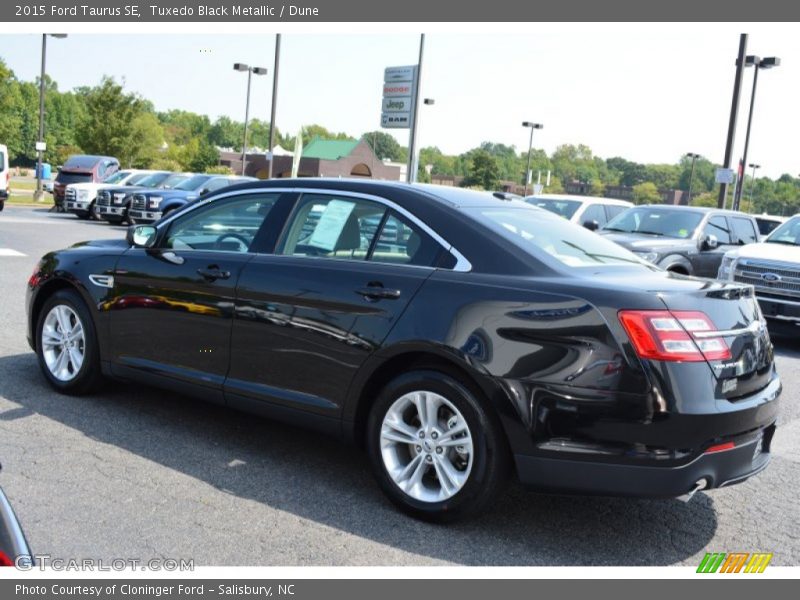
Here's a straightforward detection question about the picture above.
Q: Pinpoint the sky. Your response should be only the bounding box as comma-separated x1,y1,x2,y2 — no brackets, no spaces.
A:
0,25,798,178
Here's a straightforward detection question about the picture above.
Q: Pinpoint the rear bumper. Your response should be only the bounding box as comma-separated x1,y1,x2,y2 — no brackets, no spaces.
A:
515,423,774,498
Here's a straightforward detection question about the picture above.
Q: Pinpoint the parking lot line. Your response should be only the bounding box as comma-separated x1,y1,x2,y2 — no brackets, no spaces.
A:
0,248,26,257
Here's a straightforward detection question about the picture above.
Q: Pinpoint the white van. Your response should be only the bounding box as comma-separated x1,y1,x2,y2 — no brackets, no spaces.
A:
0,143,8,211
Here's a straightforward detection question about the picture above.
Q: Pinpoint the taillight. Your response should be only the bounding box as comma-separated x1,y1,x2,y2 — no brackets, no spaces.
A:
618,310,731,362
0,550,13,567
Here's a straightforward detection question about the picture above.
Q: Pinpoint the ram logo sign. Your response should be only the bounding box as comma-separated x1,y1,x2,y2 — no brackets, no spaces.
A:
696,552,773,573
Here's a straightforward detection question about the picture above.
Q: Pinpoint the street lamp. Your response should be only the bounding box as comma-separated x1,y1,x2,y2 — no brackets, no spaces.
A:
733,54,780,211
747,163,760,213
233,63,268,176
35,34,67,202
522,122,543,196
685,152,701,204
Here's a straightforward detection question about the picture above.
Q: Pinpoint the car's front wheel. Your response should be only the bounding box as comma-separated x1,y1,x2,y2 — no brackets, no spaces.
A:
36,289,104,395
366,369,509,522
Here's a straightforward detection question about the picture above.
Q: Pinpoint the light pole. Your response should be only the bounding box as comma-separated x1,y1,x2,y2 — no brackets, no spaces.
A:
267,34,281,179
35,33,67,202
233,63,268,176
407,34,425,183
685,152,701,204
747,163,760,213
522,122,543,196
409,98,435,182
733,54,780,211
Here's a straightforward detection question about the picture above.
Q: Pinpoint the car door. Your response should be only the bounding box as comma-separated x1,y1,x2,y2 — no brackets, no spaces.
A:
109,192,282,401
694,214,735,277
226,191,447,421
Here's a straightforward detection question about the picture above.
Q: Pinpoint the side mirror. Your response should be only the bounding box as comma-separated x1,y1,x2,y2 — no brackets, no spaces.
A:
700,234,718,250
127,225,157,248
582,219,600,231
199,188,210,196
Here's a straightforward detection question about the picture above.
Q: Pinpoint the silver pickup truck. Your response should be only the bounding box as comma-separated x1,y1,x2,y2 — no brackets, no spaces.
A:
718,214,800,332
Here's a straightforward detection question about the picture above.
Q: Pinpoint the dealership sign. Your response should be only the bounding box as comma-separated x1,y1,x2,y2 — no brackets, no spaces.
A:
381,65,417,129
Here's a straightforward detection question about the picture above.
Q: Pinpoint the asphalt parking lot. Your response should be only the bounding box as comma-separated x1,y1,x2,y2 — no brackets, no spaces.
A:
0,205,798,566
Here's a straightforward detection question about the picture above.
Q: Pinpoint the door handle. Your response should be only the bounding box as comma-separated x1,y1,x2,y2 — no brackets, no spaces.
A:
356,286,401,300
197,267,231,281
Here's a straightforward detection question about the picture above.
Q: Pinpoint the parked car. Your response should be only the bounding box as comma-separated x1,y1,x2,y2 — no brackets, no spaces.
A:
26,180,779,522
0,463,32,568
718,214,800,334
524,194,633,230
96,172,184,225
0,143,8,212
128,174,256,224
65,170,158,220
52,155,119,212
599,205,760,277
754,214,786,240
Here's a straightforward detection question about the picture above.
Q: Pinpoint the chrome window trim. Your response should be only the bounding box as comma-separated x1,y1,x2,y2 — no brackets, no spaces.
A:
154,186,472,272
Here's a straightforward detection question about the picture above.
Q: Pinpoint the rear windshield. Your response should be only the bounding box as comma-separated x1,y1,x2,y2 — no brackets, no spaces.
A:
0,151,6,170
756,217,784,237
603,207,704,239
473,206,648,268
525,197,582,220
56,172,93,185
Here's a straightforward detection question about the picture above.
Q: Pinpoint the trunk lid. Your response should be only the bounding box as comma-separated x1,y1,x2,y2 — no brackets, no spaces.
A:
657,279,773,397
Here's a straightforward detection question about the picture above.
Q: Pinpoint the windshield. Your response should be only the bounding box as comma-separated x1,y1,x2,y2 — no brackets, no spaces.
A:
134,172,169,187
174,175,211,191
474,207,648,268
103,171,131,184
525,197,582,220
766,216,800,245
603,207,704,239
127,172,154,186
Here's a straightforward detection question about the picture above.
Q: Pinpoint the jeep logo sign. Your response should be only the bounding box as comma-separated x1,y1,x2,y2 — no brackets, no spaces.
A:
382,98,411,112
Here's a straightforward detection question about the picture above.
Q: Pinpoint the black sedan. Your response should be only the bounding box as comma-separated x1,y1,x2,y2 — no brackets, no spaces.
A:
25,180,780,521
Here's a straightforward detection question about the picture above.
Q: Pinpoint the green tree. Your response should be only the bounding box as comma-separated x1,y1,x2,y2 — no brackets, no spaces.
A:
76,77,148,159
632,181,661,204
123,113,164,167
208,115,243,149
363,131,405,162
462,149,500,190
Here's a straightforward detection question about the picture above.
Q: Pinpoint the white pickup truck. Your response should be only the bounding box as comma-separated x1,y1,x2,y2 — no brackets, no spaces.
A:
718,214,800,332
64,169,156,219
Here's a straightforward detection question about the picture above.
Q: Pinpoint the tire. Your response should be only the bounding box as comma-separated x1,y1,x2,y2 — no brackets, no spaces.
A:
35,289,104,395
366,369,509,522
88,201,99,221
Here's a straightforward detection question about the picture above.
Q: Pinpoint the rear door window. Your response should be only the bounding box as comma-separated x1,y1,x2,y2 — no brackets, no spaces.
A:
371,213,443,267
731,217,758,244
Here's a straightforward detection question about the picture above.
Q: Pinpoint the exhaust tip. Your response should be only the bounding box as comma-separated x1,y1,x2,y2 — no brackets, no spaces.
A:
677,478,708,503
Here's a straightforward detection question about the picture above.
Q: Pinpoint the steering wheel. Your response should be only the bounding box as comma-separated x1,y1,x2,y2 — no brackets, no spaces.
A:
215,233,251,252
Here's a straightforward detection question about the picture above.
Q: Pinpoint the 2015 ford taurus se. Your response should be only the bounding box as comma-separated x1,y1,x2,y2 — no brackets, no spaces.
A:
25,180,780,522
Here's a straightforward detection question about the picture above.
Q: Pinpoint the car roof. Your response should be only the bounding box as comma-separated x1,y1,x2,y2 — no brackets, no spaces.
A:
627,204,756,217
526,193,632,206
213,178,526,210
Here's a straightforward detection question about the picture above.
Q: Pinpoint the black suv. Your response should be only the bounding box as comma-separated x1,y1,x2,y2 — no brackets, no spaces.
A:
600,205,761,277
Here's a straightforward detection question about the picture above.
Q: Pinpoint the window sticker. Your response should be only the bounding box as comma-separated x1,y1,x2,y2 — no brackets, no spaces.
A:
308,199,356,251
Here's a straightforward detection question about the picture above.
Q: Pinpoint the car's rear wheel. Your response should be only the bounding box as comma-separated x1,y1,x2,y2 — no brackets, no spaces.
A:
36,289,103,394
366,369,509,522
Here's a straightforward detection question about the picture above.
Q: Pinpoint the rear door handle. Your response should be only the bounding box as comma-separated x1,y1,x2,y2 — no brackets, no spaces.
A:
356,287,401,300
197,267,231,281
